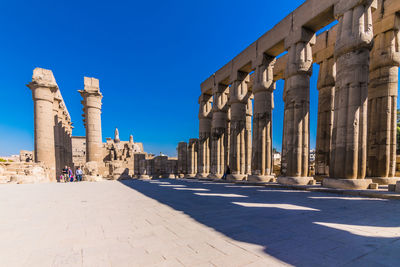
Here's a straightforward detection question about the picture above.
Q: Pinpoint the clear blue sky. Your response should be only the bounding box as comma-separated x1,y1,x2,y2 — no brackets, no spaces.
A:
0,0,398,157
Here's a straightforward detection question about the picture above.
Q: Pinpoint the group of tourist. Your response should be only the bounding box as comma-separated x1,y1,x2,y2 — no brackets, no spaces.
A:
59,166,83,183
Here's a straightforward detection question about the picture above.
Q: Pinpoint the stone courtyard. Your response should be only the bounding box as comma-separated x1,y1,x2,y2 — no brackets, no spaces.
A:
1,179,399,267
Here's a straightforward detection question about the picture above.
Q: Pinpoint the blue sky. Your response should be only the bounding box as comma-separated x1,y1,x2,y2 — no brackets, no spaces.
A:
0,0,398,157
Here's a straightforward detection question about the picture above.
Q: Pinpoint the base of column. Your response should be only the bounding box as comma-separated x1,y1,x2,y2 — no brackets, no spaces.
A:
227,174,247,181
195,173,209,179
138,175,151,180
184,174,197,179
369,177,400,185
248,175,275,183
277,176,314,186
84,175,103,182
314,175,328,182
177,174,185,178
163,174,176,179
322,178,373,190
208,173,223,179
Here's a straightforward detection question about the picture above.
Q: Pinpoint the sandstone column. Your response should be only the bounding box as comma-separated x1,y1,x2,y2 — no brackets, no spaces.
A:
249,55,276,182
209,84,229,179
315,57,336,179
367,11,400,184
27,68,58,180
279,28,315,185
324,0,377,190
79,77,103,164
177,142,188,178
187,138,198,177
196,94,212,178
53,97,62,178
228,71,251,181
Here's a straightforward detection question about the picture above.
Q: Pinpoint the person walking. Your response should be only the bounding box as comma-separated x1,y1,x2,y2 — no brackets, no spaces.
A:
62,166,69,183
76,167,83,182
222,166,230,180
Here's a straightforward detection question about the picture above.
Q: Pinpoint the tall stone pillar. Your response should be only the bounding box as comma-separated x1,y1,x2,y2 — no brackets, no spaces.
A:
209,84,229,179
249,55,276,182
27,68,58,180
196,94,212,178
187,138,198,177
324,0,377,190
53,97,62,178
228,71,251,181
79,77,103,164
315,57,336,179
367,12,400,185
177,142,188,178
279,28,315,185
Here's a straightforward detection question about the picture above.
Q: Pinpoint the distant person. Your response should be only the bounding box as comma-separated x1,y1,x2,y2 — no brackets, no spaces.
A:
222,166,230,180
76,167,83,182
68,167,74,182
62,166,69,183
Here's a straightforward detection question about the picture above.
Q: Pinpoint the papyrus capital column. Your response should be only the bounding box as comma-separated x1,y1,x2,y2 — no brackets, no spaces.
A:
249,54,276,182
325,0,377,189
315,57,336,178
187,138,198,177
228,71,251,181
197,94,212,178
79,77,103,164
209,83,229,179
177,142,188,177
27,68,58,180
367,8,400,183
280,27,315,183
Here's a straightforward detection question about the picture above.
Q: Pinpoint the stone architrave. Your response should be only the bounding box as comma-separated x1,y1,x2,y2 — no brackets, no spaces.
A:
177,142,188,178
186,138,198,178
315,57,336,179
209,84,229,179
367,10,400,185
249,55,276,182
196,94,212,178
27,68,59,180
325,0,377,190
79,77,103,164
279,28,315,185
227,71,252,181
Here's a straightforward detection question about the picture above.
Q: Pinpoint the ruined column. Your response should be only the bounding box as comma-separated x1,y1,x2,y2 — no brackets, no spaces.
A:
53,96,62,179
79,77,103,164
249,55,276,182
196,94,212,178
27,68,58,180
279,28,315,185
324,0,377,189
187,138,198,177
209,84,229,179
177,142,188,178
228,71,251,181
315,57,336,179
367,11,400,184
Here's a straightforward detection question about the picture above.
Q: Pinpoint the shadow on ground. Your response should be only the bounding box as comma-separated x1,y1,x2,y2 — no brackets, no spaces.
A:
120,179,400,266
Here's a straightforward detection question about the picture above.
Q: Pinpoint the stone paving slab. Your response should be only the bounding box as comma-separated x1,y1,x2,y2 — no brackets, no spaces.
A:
1,179,400,266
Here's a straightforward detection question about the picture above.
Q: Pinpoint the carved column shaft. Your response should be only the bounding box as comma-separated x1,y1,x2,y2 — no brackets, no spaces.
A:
330,0,376,179
187,138,198,176
197,94,212,177
177,142,188,175
315,57,336,177
367,14,400,179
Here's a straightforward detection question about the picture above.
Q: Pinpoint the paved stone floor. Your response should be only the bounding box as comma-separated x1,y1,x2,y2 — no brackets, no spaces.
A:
1,179,400,267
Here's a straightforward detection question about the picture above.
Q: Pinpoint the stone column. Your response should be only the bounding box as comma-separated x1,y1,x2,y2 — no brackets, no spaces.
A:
324,0,377,190
187,138,198,177
228,71,251,181
27,68,58,180
249,55,276,182
53,97,62,179
79,77,103,164
315,57,336,179
367,12,400,185
177,142,188,178
279,28,315,185
209,84,229,179
196,94,212,178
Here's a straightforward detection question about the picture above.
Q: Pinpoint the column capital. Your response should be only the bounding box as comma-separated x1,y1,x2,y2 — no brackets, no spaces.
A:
27,68,59,102
334,0,377,19
198,93,213,120
229,72,250,104
284,27,316,51
253,54,276,94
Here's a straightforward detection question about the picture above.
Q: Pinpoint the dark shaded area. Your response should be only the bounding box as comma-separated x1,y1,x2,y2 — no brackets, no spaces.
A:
120,179,400,266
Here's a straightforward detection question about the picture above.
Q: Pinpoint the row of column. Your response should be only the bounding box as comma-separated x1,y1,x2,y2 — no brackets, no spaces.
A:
28,68,73,180
179,0,399,187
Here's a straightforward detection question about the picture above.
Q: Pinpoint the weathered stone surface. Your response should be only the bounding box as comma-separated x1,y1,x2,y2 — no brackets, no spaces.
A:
323,178,373,190
277,177,314,186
